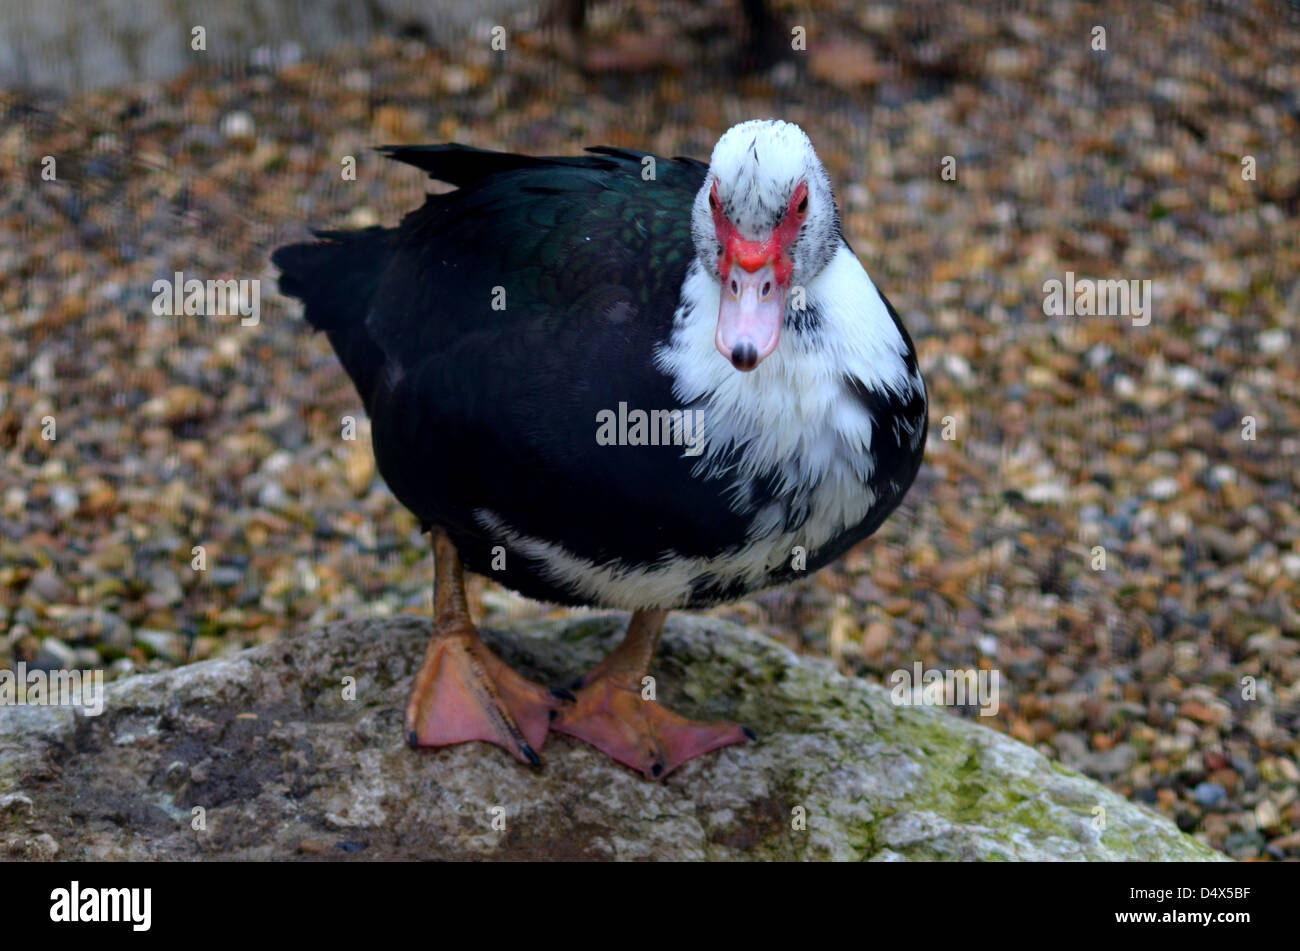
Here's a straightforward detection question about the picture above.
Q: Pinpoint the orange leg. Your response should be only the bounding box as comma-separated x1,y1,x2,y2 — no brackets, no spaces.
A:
404,528,559,766
551,609,753,779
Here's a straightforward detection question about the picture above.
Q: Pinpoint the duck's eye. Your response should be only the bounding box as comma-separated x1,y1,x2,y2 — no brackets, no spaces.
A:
797,194,808,214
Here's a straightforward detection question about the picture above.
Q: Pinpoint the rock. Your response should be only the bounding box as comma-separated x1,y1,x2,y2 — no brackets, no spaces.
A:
1138,642,1173,681
1147,477,1181,501
1193,782,1227,808
24,568,72,605
220,110,256,141
0,615,1225,861
209,567,246,588
33,637,77,670
133,629,187,662
1080,743,1138,779
1253,800,1280,831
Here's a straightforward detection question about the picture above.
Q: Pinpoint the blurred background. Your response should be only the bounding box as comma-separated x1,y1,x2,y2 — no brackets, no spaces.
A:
1,0,1298,859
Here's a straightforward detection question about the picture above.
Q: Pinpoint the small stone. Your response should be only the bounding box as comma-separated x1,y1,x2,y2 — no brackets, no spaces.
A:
258,481,288,510
143,385,214,425
51,485,79,515
134,629,186,661
1052,731,1088,763
220,110,255,140
34,636,77,669
1083,743,1137,778
1192,782,1226,808
24,833,59,860
1169,365,1202,390
1138,642,1172,680
0,793,34,814
1147,477,1180,500
439,65,473,95
1258,329,1289,354
1277,758,1300,784
210,567,245,587
26,568,73,604
1269,831,1300,851
1208,768,1239,795
862,620,891,657
1253,800,1280,831
1179,700,1228,726
1024,481,1068,503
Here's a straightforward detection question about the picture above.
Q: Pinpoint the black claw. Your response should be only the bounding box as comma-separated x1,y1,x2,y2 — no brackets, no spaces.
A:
521,744,542,767
549,709,558,721
650,762,664,778
407,729,419,749
742,726,758,741
550,686,578,702
567,677,585,691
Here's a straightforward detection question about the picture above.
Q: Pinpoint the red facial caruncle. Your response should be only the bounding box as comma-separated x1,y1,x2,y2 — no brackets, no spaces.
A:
710,180,808,371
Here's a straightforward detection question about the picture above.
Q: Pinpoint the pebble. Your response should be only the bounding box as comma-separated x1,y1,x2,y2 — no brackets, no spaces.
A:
862,620,892,657
220,110,256,140
1082,744,1138,778
1257,329,1289,354
51,486,80,515
1254,800,1281,831
1193,782,1227,809
34,636,77,669
134,630,187,662
25,568,73,604
210,567,246,587
1147,477,1181,501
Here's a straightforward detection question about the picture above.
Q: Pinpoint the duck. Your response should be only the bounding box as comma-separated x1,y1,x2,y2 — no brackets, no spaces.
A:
272,119,927,780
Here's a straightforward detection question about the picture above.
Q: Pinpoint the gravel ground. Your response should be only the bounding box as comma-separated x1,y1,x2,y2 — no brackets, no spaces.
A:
2,1,1298,860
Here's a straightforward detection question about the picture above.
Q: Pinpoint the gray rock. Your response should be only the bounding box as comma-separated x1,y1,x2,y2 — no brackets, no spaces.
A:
0,614,1226,861
32,637,77,670
1080,743,1139,779
133,629,186,662
25,568,72,605
1193,782,1227,809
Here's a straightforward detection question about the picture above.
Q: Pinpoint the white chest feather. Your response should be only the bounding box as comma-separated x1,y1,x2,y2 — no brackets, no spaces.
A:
655,244,921,538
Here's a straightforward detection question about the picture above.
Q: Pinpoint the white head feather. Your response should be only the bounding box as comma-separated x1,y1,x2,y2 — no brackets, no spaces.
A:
690,119,841,288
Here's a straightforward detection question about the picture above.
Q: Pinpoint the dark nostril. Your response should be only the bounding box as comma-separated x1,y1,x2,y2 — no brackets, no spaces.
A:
761,281,771,296
730,279,739,295
731,341,759,371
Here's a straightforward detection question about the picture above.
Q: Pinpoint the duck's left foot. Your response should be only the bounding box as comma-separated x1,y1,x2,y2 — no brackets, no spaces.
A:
552,676,751,779
550,608,751,779
405,526,557,766
405,622,557,765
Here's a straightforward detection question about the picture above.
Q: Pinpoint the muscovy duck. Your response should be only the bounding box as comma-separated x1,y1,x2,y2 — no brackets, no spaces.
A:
272,119,927,779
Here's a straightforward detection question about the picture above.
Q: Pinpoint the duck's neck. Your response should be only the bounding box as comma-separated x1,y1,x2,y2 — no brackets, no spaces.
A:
656,243,919,468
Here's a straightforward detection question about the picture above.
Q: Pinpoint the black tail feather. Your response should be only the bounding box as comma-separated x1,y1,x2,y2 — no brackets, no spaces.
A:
272,227,396,410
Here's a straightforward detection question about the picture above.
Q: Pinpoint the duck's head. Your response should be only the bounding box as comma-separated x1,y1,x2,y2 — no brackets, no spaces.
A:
692,119,841,372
